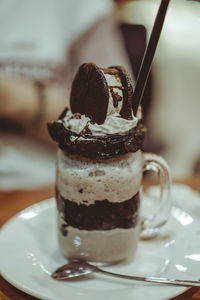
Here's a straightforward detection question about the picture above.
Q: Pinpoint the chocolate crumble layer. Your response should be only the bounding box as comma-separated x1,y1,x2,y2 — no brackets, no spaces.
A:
47,111,146,160
56,190,140,231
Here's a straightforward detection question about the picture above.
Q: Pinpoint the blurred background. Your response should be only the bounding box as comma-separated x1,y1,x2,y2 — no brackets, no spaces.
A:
0,0,199,190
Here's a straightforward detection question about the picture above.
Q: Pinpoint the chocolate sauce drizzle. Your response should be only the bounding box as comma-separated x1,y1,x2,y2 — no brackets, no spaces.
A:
109,86,123,108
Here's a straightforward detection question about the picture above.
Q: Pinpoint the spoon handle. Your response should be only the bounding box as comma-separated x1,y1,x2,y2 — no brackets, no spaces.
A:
97,269,200,287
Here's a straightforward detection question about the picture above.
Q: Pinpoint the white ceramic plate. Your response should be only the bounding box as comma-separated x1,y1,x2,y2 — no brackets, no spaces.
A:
1,184,200,300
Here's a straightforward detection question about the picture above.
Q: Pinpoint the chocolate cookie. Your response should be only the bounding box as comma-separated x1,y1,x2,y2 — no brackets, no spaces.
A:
109,65,134,120
70,63,109,125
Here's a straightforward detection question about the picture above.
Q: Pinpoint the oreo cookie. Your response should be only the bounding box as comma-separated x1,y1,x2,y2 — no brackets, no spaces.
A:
109,65,134,120
70,63,109,125
70,63,135,125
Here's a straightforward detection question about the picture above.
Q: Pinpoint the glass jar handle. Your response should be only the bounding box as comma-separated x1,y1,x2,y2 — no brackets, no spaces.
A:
140,153,171,239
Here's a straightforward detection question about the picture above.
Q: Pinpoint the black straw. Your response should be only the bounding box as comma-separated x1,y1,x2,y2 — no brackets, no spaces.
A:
133,0,171,115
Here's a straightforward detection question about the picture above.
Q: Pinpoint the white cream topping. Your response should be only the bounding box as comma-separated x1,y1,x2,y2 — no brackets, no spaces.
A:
104,73,121,87
61,109,139,136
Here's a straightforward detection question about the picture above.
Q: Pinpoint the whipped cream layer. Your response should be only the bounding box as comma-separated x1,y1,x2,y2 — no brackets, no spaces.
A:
58,219,139,262
56,149,143,204
61,109,139,136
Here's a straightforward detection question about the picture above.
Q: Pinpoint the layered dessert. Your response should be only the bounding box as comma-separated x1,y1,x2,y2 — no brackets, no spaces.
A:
48,63,146,262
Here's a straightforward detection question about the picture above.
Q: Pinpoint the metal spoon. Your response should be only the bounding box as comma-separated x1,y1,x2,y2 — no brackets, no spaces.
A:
51,260,200,287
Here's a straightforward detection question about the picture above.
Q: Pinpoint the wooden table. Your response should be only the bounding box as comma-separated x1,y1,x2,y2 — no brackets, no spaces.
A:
0,177,200,300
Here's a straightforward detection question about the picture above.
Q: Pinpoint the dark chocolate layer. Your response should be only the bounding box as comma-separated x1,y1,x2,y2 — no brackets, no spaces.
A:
47,111,146,160
56,190,140,232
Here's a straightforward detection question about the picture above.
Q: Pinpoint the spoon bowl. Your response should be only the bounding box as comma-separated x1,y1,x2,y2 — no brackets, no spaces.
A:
51,261,94,280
